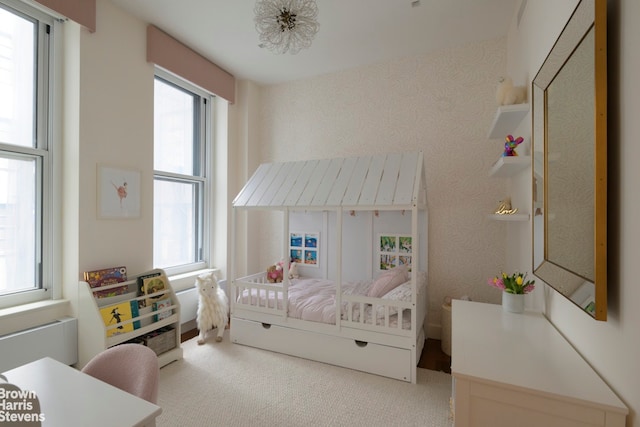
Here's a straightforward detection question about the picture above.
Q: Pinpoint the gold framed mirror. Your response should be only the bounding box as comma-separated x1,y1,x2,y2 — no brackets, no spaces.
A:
532,0,607,320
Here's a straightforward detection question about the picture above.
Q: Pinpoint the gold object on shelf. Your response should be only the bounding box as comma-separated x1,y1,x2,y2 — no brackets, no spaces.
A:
494,197,518,215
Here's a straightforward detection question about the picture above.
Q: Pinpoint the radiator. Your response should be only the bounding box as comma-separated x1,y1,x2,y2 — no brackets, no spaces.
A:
0,317,77,372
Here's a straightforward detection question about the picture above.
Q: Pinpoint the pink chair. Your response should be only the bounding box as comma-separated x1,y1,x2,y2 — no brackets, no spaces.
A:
82,344,160,404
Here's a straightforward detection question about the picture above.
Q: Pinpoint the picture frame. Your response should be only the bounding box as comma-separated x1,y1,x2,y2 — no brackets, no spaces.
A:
97,165,141,219
290,231,319,267
378,234,412,271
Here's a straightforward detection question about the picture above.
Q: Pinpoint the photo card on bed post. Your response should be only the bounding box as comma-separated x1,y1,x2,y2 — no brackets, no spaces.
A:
378,233,412,272
290,231,319,268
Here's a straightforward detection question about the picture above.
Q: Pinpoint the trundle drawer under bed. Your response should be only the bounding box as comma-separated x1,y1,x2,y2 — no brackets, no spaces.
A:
231,317,413,382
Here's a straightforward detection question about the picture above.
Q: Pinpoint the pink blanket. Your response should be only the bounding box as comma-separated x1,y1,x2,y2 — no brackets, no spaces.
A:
286,278,371,323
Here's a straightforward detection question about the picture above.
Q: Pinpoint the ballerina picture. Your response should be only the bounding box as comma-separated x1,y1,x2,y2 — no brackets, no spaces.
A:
98,165,141,218
111,180,128,207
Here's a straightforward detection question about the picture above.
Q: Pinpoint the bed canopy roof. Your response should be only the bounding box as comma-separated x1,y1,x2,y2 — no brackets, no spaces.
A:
233,151,426,209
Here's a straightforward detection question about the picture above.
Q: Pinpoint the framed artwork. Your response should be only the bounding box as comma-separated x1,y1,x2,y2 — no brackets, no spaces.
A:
97,165,141,219
290,232,319,267
378,234,412,271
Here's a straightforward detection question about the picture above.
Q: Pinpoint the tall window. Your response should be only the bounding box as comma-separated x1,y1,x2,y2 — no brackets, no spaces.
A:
0,1,55,308
153,70,211,274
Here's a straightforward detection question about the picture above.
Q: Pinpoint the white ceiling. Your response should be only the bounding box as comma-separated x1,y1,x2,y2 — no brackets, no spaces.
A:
110,0,519,85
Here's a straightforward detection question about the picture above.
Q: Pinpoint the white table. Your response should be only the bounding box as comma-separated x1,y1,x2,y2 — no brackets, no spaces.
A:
1,357,161,427
451,300,627,427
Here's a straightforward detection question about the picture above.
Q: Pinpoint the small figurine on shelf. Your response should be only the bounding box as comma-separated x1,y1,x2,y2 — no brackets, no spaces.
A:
494,197,518,215
495,77,527,106
503,135,524,157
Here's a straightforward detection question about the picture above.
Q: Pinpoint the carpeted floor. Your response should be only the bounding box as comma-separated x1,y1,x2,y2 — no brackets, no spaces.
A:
156,331,453,427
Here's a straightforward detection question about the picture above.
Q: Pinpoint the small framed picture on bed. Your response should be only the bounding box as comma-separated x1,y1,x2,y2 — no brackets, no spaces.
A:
379,234,412,271
290,232,319,267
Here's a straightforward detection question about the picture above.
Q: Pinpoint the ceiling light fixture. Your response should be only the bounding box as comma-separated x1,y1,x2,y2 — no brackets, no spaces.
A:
254,0,320,54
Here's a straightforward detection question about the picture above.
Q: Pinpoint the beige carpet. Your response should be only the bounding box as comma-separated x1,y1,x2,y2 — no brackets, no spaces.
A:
156,330,452,427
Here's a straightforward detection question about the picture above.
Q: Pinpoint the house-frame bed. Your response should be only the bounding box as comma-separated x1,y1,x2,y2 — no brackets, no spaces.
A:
230,151,428,383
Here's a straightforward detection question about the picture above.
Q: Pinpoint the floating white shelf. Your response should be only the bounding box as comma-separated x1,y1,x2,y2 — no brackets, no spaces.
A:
489,156,530,177
488,213,530,222
488,104,530,139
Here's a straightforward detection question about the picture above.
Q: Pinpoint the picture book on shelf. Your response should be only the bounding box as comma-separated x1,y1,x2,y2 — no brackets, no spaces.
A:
84,266,129,298
131,300,141,329
99,300,137,337
153,297,172,321
137,271,167,308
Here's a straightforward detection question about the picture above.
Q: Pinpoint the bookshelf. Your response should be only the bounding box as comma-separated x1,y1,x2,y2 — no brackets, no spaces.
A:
77,268,183,368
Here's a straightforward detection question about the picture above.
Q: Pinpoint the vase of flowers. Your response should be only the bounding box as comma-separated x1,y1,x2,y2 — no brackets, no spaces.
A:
488,272,535,314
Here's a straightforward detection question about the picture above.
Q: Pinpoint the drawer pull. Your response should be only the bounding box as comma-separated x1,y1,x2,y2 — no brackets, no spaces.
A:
261,323,271,329
355,340,368,348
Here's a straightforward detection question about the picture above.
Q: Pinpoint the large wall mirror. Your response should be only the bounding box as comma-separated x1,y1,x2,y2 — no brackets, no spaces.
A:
532,0,607,320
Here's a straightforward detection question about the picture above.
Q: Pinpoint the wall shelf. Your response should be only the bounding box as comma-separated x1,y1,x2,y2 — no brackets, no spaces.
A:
488,213,530,222
489,156,530,177
488,104,529,139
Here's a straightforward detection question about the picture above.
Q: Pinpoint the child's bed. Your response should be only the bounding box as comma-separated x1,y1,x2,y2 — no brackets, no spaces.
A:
230,151,428,383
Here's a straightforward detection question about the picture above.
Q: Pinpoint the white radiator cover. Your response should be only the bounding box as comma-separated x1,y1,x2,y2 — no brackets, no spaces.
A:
0,317,77,372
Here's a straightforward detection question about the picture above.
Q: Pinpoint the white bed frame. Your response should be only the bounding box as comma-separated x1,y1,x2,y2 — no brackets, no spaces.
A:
230,152,428,383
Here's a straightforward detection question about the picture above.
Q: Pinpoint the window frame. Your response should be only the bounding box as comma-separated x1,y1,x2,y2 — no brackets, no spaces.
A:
0,0,60,309
153,68,212,277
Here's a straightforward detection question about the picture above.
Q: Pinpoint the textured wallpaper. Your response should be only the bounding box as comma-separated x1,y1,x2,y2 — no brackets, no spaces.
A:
253,37,514,335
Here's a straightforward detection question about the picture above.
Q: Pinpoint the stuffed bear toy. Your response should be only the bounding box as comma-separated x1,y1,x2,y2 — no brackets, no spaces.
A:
266,264,283,283
195,271,228,344
266,259,300,282
496,77,527,106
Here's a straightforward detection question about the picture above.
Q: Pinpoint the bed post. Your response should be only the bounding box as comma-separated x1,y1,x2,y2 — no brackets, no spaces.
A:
230,204,237,316
283,207,290,317
336,206,343,331
411,201,419,384
410,152,424,384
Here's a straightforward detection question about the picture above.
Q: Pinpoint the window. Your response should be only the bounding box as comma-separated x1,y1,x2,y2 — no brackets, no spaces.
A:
153,70,211,274
0,1,56,308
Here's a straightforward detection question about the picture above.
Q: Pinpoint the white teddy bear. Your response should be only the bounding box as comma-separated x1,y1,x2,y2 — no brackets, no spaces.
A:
288,262,299,279
495,77,527,106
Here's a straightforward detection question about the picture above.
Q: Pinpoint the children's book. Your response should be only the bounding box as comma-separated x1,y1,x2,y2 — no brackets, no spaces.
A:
137,271,167,308
99,300,135,337
84,266,128,298
152,297,172,322
131,300,141,329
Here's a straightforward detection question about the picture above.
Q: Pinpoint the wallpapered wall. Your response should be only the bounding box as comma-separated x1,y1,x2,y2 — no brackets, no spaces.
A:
253,37,514,334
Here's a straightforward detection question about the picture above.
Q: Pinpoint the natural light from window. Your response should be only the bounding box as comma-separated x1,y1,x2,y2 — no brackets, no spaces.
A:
0,6,39,297
153,76,207,271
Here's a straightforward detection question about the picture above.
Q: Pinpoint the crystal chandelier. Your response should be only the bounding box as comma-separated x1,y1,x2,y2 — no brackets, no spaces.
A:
254,0,320,54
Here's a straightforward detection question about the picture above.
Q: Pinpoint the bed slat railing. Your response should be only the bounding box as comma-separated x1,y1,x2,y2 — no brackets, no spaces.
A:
233,273,287,317
341,294,414,335
233,274,419,337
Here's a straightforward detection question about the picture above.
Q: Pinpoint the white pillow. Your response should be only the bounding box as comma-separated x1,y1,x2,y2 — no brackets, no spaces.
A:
376,281,412,319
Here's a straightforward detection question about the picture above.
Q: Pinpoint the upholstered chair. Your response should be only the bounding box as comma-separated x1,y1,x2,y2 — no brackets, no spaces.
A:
81,344,160,404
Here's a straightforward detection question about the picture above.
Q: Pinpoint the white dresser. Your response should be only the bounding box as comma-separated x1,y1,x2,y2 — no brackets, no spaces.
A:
451,300,627,427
